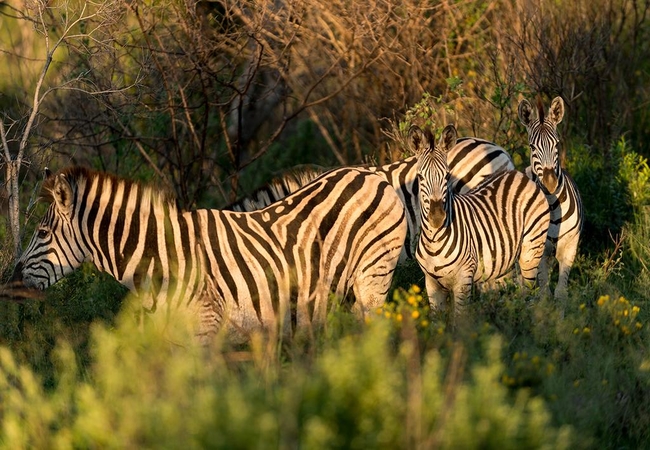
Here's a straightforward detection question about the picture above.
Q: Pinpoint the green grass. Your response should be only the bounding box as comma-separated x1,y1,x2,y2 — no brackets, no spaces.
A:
0,239,649,448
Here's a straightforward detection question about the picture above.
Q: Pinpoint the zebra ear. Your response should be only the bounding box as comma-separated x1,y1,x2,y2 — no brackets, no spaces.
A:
438,125,457,154
548,96,564,126
52,173,74,214
43,167,53,181
407,125,430,156
518,99,534,127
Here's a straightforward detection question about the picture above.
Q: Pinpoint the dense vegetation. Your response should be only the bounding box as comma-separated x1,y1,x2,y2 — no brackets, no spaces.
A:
2,0,650,447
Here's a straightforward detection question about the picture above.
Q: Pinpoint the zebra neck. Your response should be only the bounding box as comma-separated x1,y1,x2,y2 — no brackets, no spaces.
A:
84,189,203,307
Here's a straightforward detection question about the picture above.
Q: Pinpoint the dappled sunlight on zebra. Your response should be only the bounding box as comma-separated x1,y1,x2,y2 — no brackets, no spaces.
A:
10,166,407,344
409,124,551,320
226,131,515,262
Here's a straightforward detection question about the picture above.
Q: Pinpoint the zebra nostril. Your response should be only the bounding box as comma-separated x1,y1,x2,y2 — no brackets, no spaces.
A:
10,262,24,282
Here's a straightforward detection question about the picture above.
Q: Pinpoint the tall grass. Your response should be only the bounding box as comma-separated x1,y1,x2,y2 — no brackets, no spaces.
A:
0,291,578,449
0,255,649,447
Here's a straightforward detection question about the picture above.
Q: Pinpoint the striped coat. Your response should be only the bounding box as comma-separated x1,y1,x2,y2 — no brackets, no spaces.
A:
226,135,514,261
13,166,407,341
410,125,550,315
518,96,584,300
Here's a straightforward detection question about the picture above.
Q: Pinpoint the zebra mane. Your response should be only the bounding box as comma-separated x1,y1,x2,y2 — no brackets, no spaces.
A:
536,96,545,124
41,166,176,210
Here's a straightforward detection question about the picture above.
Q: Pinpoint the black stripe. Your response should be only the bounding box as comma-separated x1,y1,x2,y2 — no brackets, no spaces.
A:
206,212,240,307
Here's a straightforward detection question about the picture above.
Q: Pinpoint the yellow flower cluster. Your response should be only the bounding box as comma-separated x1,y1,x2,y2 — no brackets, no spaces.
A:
596,295,643,336
375,285,430,330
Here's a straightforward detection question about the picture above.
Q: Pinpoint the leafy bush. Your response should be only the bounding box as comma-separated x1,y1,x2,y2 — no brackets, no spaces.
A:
0,291,577,449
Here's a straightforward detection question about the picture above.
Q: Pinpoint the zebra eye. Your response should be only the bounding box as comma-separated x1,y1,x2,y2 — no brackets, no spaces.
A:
37,228,49,239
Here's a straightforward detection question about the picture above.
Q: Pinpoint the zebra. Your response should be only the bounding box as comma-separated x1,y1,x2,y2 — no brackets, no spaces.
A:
409,124,551,316
225,133,515,260
11,166,407,342
518,96,584,301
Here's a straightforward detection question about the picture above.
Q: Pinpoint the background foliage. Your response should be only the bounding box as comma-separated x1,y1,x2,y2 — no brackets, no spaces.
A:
2,0,650,447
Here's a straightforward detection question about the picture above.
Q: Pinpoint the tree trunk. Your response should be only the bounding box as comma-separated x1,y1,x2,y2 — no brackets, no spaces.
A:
6,159,22,260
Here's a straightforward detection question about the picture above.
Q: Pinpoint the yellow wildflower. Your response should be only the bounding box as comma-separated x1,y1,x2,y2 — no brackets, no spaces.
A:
411,285,421,294
411,310,420,319
396,313,403,322
597,295,609,306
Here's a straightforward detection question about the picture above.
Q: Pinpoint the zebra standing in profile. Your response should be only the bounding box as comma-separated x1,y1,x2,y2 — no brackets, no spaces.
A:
518,96,583,300
226,133,515,260
410,125,550,316
12,166,407,341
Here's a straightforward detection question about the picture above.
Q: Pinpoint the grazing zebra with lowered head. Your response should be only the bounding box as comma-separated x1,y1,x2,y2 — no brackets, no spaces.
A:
226,133,515,260
518,96,583,301
409,125,550,316
12,166,407,342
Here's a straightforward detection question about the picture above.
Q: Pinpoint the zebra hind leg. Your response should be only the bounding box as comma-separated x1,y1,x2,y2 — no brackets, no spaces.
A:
351,269,396,321
536,240,555,299
518,236,548,299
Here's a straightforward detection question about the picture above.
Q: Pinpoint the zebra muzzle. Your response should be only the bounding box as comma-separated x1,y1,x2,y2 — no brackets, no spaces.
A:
542,168,558,194
428,200,446,228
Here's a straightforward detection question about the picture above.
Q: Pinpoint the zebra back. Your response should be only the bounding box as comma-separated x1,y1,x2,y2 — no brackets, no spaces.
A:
409,125,550,314
518,96,584,300
226,134,514,260
227,164,328,212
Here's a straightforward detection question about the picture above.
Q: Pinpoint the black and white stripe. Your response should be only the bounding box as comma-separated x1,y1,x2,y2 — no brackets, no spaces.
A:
409,125,550,315
518,96,584,300
228,164,327,212
13,166,407,340
226,134,515,260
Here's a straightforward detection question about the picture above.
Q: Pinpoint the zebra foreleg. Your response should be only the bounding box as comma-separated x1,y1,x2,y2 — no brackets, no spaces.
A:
554,234,579,302
192,277,227,346
451,276,474,316
424,275,449,316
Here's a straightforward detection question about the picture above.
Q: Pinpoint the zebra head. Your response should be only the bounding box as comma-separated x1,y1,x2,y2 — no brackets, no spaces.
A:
518,96,564,194
12,169,90,290
409,124,457,229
